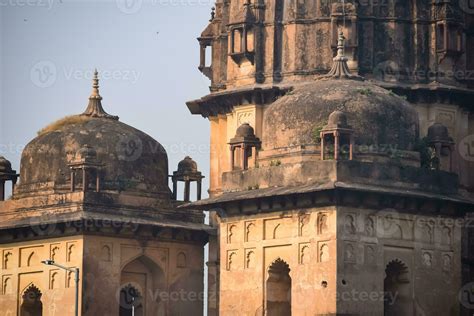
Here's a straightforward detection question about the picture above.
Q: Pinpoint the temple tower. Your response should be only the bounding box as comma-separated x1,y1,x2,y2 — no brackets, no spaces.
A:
187,1,474,315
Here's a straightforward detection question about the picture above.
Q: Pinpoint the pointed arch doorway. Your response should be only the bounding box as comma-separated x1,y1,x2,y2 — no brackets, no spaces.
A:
265,258,291,316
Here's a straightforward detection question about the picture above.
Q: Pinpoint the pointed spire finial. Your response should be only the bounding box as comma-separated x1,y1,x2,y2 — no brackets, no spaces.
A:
81,69,119,120
90,68,102,100
324,31,361,80
210,7,215,22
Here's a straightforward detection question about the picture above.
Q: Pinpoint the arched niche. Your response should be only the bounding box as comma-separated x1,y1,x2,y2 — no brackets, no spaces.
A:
384,259,413,316
120,255,166,316
266,258,291,316
20,284,43,316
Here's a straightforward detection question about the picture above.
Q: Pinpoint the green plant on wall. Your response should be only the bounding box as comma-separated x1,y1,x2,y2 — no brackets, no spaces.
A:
312,125,325,144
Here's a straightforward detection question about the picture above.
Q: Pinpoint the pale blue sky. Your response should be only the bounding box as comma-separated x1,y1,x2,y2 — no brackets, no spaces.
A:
0,0,213,198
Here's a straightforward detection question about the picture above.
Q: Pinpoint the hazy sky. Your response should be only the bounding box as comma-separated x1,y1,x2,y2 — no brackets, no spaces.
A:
0,0,213,198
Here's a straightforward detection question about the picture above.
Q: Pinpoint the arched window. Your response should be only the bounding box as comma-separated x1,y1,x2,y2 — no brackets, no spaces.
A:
384,259,412,315
266,258,291,316
120,256,166,315
119,284,143,316
20,284,42,316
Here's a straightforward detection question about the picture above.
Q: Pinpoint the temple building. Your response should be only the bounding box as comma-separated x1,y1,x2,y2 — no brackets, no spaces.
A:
186,0,474,315
0,71,208,315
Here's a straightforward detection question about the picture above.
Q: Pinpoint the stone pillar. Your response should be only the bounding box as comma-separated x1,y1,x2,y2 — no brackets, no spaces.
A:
184,180,191,202
334,131,340,160
321,133,325,160
197,179,202,201
82,168,87,192
96,170,100,192
0,181,5,201
71,170,76,192
349,135,354,160
230,147,235,171
242,145,248,170
172,178,178,200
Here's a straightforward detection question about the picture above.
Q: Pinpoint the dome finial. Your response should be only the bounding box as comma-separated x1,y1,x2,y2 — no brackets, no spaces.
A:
82,69,119,120
90,68,101,99
325,32,361,80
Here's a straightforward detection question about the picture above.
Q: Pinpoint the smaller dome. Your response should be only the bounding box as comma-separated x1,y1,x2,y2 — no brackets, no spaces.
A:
326,111,350,129
0,156,13,173
236,123,255,138
427,123,453,143
75,144,97,162
177,156,198,174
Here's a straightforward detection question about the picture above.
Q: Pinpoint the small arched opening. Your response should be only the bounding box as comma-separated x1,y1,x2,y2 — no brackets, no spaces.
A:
266,258,291,316
384,259,412,316
119,284,143,316
20,284,43,316
120,255,166,316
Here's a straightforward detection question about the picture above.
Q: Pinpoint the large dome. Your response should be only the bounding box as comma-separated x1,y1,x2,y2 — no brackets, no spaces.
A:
17,73,170,199
262,79,419,151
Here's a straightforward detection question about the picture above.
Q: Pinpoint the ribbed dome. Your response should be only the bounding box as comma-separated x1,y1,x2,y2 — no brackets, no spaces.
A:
262,79,419,151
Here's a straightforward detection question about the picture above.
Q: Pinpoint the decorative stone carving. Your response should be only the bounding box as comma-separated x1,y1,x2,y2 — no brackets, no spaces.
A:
50,245,59,262
245,221,257,242
228,224,238,244
317,213,328,235
442,253,452,272
365,217,375,237
344,243,356,263
3,251,12,269
320,243,329,263
2,276,12,295
365,245,376,265
441,226,452,246
344,214,356,235
299,214,310,237
422,252,433,267
101,245,112,262
177,252,187,268
227,251,237,271
50,270,59,289
245,249,255,269
300,244,310,265
67,243,76,262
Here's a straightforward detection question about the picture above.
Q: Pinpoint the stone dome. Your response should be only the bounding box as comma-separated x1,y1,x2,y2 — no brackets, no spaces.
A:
326,110,350,129
0,156,13,174
427,123,453,143
17,73,170,199
235,123,256,138
18,116,169,198
177,156,198,174
262,79,419,151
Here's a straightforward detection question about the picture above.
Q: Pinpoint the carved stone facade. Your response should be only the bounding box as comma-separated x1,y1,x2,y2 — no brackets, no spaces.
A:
188,0,474,315
0,74,208,315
